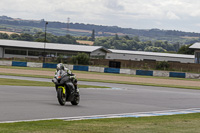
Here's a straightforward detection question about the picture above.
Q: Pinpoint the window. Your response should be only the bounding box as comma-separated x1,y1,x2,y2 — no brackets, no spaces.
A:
5,49,27,55
28,51,41,56
195,52,200,64
57,53,75,58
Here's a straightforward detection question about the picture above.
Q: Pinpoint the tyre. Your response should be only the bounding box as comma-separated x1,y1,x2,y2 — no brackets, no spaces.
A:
71,93,80,105
57,88,66,106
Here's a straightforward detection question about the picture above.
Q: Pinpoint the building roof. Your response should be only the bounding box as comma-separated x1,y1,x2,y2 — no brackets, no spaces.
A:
0,39,110,53
189,42,200,50
108,49,194,59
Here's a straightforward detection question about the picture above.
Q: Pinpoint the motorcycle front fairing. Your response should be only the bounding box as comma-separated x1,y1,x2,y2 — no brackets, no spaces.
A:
65,82,76,101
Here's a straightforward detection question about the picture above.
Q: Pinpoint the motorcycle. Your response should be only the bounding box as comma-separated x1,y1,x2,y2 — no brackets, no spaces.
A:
52,70,80,106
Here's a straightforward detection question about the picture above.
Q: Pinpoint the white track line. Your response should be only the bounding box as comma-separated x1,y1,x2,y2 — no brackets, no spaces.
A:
1,108,200,123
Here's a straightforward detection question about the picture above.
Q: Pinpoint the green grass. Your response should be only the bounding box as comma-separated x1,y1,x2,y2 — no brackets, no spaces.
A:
1,72,200,90
1,66,200,90
1,113,200,133
0,66,55,71
79,78,200,90
0,72,53,79
1,65,200,81
0,78,109,88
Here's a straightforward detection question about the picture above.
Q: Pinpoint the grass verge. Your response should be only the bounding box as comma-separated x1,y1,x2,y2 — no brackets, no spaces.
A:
1,113,200,133
1,72,200,90
0,78,109,88
1,65,200,81
79,78,200,90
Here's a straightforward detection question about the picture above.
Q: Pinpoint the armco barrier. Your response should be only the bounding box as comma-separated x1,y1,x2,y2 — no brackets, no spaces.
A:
43,63,57,68
73,65,89,71
136,70,153,76
27,62,43,68
0,61,12,66
89,66,104,73
169,72,186,78
12,61,27,67
104,68,120,74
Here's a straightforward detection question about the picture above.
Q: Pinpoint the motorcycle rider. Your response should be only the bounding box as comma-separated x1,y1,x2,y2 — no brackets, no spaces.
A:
55,63,78,95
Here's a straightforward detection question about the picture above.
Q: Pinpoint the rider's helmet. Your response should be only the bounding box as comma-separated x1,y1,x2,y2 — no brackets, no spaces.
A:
56,63,64,71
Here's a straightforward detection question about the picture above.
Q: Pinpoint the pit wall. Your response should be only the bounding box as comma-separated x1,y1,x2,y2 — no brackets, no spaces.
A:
0,60,199,79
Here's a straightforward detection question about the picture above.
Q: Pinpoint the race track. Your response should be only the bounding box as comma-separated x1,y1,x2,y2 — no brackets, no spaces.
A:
0,76,200,122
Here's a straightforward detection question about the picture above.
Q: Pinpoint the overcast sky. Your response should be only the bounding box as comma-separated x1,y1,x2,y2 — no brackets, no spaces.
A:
1,0,200,32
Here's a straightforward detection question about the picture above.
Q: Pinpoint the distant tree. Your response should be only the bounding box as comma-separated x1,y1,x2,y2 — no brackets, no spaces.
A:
76,36,89,40
71,53,89,65
177,44,194,55
35,38,46,42
115,34,119,40
144,46,167,52
10,33,21,40
57,34,76,44
133,36,140,42
89,29,95,41
20,33,34,41
156,61,170,70
174,42,180,52
0,33,9,39
123,35,130,40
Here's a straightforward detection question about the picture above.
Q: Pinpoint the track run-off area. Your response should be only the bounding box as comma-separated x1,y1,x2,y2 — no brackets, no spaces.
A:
0,75,200,123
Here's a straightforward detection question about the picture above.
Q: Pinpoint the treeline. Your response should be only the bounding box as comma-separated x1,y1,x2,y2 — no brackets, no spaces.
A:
94,35,180,53
0,32,77,44
0,32,194,55
0,16,200,38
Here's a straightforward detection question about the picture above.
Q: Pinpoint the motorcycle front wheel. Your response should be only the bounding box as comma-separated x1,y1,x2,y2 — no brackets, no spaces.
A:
57,88,66,106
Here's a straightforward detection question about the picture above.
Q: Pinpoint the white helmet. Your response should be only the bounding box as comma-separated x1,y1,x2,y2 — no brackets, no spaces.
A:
56,63,64,70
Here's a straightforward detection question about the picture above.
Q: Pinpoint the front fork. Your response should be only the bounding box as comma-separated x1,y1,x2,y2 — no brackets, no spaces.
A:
58,86,65,94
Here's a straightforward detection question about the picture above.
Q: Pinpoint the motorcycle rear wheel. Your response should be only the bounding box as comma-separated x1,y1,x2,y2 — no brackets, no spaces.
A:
71,93,80,105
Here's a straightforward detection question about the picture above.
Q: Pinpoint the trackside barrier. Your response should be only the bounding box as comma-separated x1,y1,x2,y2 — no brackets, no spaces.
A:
27,62,43,68
136,70,153,76
186,73,200,79
89,66,104,73
120,69,131,75
43,63,57,68
104,68,120,74
12,61,27,67
0,61,12,66
2,60,200,79
64,64,74,70
73,65,89,71
120,69,136,75
153,70,169,77
169,72,186,78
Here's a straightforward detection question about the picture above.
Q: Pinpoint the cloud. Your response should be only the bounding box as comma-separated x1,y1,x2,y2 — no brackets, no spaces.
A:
166,11,180,20
1,0,200,32
104,0,124,11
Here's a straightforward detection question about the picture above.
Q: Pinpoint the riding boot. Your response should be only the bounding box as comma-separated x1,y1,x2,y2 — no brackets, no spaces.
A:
74,83,79,96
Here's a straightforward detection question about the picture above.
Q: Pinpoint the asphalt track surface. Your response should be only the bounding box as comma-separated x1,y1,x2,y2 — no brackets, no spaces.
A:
0,75,200,122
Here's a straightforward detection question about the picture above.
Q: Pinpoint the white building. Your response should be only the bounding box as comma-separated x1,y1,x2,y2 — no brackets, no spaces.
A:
189,42,200,64
106,49,194,63
0,39,195,63
0,39,110,59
